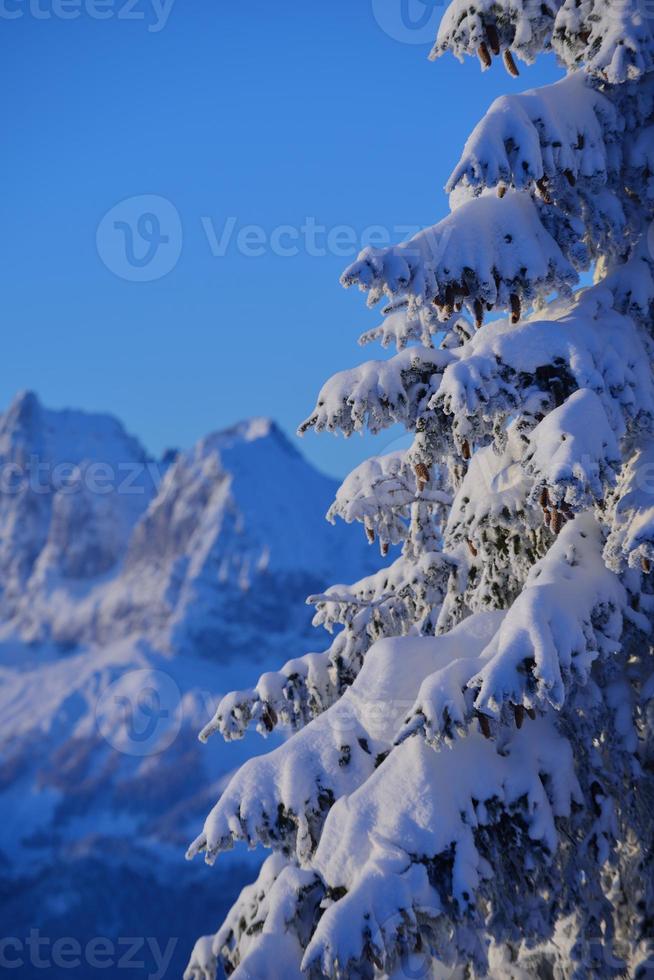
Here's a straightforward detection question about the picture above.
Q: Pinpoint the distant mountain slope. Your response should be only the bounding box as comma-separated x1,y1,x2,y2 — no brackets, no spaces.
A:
0,393,379,978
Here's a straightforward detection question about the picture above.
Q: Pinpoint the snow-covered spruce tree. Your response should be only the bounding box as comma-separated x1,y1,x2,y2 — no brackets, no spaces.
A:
185,6,654,979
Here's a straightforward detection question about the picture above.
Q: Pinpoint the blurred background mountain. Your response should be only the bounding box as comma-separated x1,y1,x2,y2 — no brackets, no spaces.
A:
0,391,379,977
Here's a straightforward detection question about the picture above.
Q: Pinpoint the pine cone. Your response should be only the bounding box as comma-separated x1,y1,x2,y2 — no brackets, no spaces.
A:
261,704,278,733
550,509,563,535
365,526,375,544
477,713,491,739
513,704,525,730
510,294,521,325
461,439,471,461
503,49,519,77
539,487,549,509
497,183,507,199
414,462,430,489
536,177,552,204
466,539,478,558
486,23,500,55
474,299,484,329
381,541,389,557
477,42,492,69
642,556,651,574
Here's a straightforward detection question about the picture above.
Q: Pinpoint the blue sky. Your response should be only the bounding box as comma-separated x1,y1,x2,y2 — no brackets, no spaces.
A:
0,1,563,477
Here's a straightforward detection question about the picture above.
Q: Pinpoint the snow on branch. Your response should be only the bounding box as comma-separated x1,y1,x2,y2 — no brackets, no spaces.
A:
433,0,654,84
432,0,561,71
471,513,625,716
605,437,654,573
199,647,338,742
302,717,580,978
602,242,654,328
523,388,621,512
206,858,319,980
183,935,216,980
398,611,505,746
553,0,654,83
441,426,551,625
447,73,619,201
187,632,459,865
201,854,317,980
327,450,451,550
201,552,454,743
340,191,576,330
358,300,474,353
436,285,654,450
311,552,454,640
298,347,453,437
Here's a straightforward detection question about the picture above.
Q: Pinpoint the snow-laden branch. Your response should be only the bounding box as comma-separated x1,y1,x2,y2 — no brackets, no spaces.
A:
441,426,550,625
183,935,216,980
327,450,451,550
298,346,453,437
605,436,654,572
433,0,654,84
402,515,625,747
340,191,577,329
302,716,580,978
433,0,561,70
207,859,317,980
311,552,453,636
447,73,619,200
201,552,454,743
523,388,621,510
192,854,314,980
553,0,654,83
188,631,461,865
436,285,654,449
471,513,625,715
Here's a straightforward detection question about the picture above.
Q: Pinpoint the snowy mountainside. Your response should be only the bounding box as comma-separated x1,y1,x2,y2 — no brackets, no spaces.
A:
0,396,373,653
0,392,378,976
0,389,154,617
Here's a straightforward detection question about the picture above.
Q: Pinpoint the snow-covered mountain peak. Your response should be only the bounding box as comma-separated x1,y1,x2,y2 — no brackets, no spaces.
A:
198,415,301,462
0,394,378,658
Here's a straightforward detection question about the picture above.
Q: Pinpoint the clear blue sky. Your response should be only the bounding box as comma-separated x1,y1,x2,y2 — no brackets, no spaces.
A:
0,0,563,477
